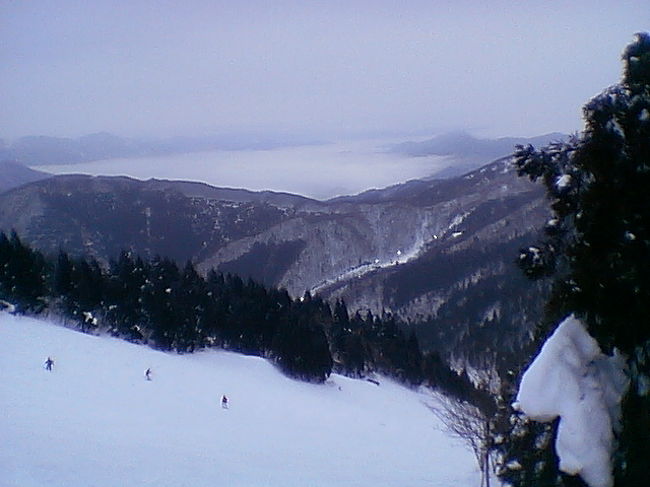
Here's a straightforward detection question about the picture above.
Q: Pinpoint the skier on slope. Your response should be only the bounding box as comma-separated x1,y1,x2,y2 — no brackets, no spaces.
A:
44,357,54,371
221,394,228,409
145,368,152,381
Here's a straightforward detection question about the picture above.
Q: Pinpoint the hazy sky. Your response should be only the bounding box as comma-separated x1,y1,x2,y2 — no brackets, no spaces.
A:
1,1,648,139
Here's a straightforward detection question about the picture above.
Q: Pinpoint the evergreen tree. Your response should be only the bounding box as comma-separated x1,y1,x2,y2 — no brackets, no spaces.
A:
271,299,333,382
76,258,104,310
69,257,104,332
201,269,228,345
105,251,148,340
53,251,74,297
144,256,180,350
330,302,368,377
404,330,423,385
0,231,47,312
503,33,650,487
174,260,211,352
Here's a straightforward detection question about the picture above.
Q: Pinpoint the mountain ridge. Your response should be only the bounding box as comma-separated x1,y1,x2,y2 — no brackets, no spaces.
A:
0,160,51,193
389,131,567,177
0,132,326,166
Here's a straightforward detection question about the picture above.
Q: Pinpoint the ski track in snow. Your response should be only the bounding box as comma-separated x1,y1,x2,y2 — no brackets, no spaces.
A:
0,312,478,487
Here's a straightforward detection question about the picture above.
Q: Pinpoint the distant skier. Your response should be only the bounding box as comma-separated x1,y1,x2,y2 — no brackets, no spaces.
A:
145,368,152,381
44,357,54,371
221,394,228,409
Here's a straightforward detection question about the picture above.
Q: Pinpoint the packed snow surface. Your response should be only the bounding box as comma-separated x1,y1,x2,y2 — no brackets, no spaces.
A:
515,315,628,487
0,312,478,487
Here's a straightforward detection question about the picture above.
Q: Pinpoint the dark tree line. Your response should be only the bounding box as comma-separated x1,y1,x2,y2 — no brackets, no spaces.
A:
329,300,422,384
0,230,479,395
0,232,333,382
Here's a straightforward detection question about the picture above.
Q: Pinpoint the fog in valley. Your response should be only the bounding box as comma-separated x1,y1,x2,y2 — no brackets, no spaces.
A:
34,138,448,200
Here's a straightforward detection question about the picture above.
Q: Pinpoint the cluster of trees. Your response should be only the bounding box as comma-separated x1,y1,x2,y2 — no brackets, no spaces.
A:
494,33,650,487
0,230,478,395
0,232,332,381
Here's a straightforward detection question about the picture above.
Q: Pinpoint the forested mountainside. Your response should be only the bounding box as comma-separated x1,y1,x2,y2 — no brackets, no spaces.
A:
0,175,310,264
0,158,550,371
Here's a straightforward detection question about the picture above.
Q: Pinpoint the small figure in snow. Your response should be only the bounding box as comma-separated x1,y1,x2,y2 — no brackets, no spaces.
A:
145,368,152,381
221,394,228,409
44,357,54,371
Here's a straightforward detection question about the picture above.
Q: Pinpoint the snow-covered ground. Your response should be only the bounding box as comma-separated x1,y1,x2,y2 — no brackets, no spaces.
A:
0,312,479,487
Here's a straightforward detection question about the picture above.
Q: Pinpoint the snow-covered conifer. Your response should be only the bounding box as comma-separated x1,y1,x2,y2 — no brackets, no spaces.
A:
503,32,650,487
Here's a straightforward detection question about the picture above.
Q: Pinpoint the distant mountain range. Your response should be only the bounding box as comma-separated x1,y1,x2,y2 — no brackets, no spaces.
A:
0,132,325,166
389,131,567,177
0,155,551,371
1,131,566,179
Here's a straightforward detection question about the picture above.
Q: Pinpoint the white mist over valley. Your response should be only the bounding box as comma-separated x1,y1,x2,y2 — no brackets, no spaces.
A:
34,138,449,200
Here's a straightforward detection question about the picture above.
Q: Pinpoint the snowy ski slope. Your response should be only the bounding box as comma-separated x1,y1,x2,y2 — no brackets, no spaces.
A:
0,312,478,487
